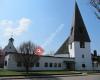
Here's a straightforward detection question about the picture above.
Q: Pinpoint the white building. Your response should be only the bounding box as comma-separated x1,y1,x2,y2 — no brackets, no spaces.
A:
3,2,100,71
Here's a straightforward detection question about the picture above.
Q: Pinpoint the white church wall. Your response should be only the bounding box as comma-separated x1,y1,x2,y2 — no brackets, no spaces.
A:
69,42,75,57
32,56,66,70
4,54,25,70
4,54,9,69
4,54,16,70
4,54,71,71
74,42,92,70
69,42,92,70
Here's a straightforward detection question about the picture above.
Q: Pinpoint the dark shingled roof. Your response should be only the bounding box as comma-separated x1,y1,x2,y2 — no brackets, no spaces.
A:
55,37,69,54
69,2,91,43
55,2,91,55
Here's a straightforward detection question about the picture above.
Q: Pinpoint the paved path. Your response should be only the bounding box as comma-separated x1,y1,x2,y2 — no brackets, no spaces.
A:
0,75,100,80
59,75,100,80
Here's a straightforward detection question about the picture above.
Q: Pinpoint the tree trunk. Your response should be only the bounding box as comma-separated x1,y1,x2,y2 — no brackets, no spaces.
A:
26,65,29,74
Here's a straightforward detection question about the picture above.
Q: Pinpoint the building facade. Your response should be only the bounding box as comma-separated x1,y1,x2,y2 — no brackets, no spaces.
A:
3,2,100,71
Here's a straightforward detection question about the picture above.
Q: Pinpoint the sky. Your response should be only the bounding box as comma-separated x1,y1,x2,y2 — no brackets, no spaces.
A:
0,0,100,55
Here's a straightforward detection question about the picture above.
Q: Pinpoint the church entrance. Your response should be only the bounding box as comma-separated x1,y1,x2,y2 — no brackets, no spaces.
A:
64,61,75,70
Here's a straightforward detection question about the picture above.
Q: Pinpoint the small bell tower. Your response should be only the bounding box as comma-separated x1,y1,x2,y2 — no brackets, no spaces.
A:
3,37,17,53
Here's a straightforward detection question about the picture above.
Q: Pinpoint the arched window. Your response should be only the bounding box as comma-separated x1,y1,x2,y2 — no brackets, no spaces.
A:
9,47,11,49
49,63,53,67
4,61,7,66
44,62,48,67
54,63,57,67
82,64,86,68
80,42,85,48
82,54,84,58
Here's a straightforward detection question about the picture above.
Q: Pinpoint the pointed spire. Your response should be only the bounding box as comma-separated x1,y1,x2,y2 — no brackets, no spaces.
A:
69,1,91,43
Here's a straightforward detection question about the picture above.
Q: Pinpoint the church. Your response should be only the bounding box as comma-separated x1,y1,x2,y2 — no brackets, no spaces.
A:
3,2,100,71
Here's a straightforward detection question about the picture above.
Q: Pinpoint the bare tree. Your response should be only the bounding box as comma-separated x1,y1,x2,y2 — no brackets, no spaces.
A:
90,0,100,19
0,47,5,68
14,41,41,73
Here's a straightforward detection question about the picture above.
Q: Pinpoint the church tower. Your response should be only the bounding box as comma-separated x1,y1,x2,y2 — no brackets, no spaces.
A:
3,37,17,69
68,2,92,70
3,37,17,53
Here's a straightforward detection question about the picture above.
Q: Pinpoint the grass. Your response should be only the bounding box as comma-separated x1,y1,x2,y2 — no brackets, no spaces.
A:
0,69,82,76
1,68,100,77
0,69,22,76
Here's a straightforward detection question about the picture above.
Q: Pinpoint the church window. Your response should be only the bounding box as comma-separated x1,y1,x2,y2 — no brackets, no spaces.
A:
82,64,85,68
80,42,85,48
82,54,84,58
9,47,11,49
49,63,53,67
17,62,22,67
4,61,7,66
44,62,48,67
36,62,39,67
58,63,61,67
54,63,57,67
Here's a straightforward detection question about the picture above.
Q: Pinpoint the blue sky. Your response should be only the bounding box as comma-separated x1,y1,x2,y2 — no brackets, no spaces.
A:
0,0,100,54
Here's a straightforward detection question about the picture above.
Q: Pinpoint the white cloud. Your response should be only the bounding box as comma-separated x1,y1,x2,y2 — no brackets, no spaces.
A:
0,17,31,37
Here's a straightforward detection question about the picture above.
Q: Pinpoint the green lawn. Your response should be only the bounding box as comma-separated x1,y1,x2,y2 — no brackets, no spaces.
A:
0,69,22,76
0,69,82,76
